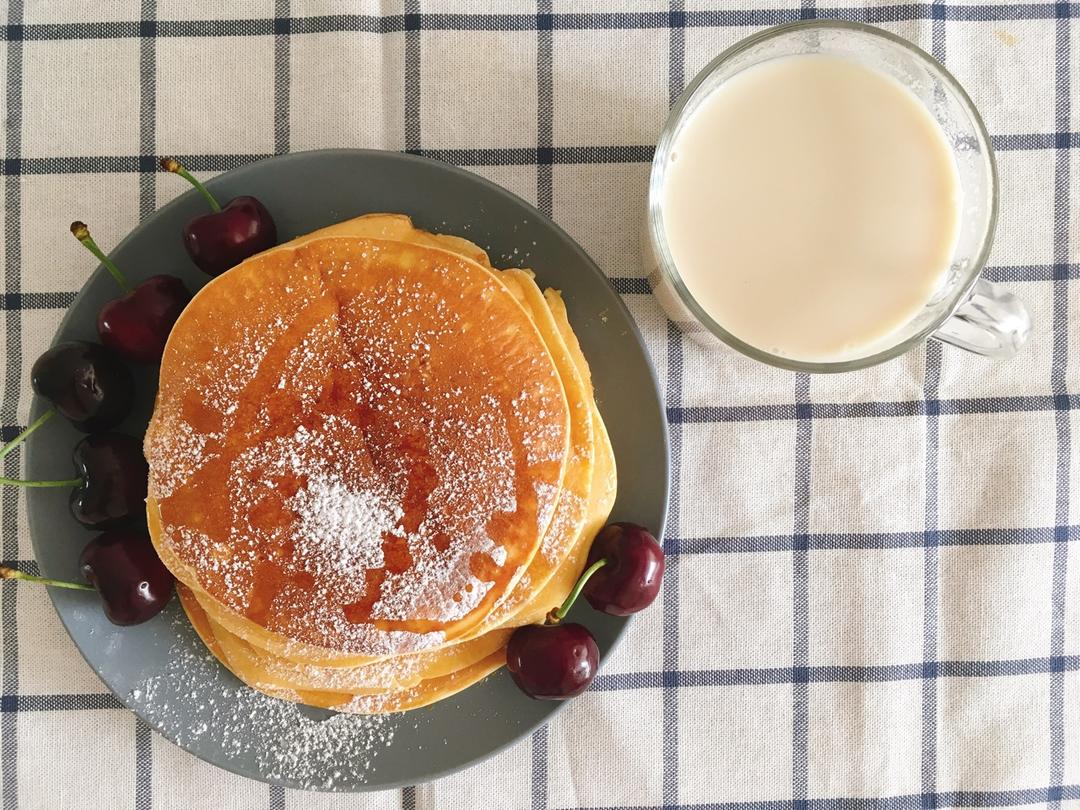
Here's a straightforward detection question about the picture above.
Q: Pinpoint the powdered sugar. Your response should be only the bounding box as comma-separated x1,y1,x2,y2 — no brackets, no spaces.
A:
204,320,292,420
131,615,398,790
372,539,496,624
149,238,570,656
143,416,215,500
290,472,403,577
534,480,559,536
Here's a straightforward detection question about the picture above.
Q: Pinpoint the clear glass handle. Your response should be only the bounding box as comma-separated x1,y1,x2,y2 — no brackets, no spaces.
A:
931,278,1031,359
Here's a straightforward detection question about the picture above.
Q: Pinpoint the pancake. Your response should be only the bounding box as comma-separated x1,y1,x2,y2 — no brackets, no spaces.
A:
147,235,571,658
274,216,603,636
280,213,495,269
178,581,506,713
178,413,612,712
461,269,595,635
203,591,512,696
158,214,618,714
179,581,229,664
525,289,619,623
248,216,606,638
174,280,617,710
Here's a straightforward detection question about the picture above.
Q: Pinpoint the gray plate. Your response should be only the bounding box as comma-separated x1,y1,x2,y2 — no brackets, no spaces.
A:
24,149,669,791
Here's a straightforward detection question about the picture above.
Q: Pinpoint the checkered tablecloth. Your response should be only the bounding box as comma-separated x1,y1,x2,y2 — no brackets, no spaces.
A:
0,1,1076,808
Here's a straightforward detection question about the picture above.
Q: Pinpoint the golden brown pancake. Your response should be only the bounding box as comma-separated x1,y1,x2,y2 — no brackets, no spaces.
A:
160,215,618,713
147,235,571,657
511,289,619,627
173,278,617,710
178,582,507,713
280,213,495,268
462,269,594,635
244,216,607,640
178,410,612,713
270,217,603,637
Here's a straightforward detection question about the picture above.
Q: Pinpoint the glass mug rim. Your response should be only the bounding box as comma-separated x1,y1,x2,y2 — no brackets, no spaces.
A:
646,19,1000,374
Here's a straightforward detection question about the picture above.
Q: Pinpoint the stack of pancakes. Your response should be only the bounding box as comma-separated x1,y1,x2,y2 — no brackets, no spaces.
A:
144,214,616,713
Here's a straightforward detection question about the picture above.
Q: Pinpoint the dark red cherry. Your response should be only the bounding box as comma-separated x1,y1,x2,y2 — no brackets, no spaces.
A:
70,433,148,529
30,341,134,432
80,530,173,625
182,196,276,277
97,274,190,363
161,159,276,276
71,222,191,364
583,522,665,616
0,532,171,625
506,622,599,699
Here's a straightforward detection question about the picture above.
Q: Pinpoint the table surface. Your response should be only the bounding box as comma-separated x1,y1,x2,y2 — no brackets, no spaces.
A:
0,2,1076,809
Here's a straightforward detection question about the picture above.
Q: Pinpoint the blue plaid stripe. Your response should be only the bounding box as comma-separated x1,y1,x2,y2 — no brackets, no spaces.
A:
1046,0,1073,804
668,397,1080,422
274,0,291,158
531,724,549,810
2,1,25,808
921,11,947,806
532,2,555,806
673,526,1080,552
137,0,156,223
2,652,1074,709
792,374,813,809
404,0,421,156
134,719,152,810
1,5,1080,38
1,3,1075,808
662,6,686,800
588,656,1080,690
0,132,1073,179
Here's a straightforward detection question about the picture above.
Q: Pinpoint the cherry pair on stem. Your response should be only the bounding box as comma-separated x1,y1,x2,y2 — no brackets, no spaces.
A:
507,523,665,700
14,221,178,525
73,153,279,363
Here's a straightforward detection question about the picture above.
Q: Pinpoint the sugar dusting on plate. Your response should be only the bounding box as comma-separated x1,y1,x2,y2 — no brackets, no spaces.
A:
130,615,399,790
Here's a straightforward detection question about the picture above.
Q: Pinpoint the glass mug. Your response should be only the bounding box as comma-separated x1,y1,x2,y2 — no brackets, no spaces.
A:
644,20,1031,373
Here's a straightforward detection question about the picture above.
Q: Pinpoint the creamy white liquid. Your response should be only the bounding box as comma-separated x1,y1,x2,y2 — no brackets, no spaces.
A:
661,54,962,362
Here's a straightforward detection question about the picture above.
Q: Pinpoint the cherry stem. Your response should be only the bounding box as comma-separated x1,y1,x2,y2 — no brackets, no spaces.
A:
547,558,608,624
160,157,221,213
0,408,56,461
0,565,93,591
0,475,82,488
70,222,132,294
